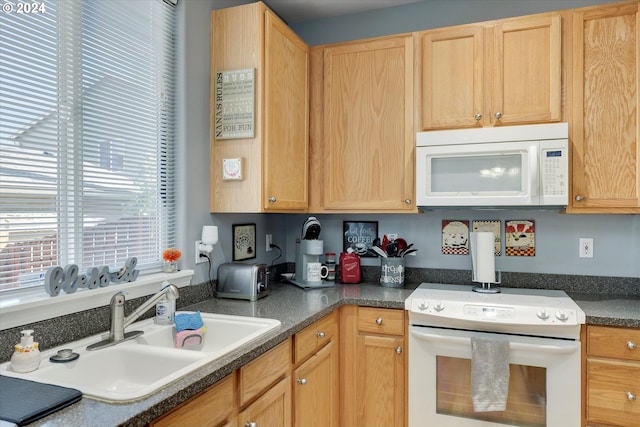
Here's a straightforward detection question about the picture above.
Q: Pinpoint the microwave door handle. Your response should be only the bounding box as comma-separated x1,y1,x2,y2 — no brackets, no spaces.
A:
529,146,538,197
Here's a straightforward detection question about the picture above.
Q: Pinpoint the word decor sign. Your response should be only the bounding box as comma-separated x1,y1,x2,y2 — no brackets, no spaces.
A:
44,257,139,296
214,68,255,139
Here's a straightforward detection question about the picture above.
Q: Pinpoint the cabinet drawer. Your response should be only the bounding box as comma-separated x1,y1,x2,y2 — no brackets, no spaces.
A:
239,339,291,407
588,326,640,361
294,311,338,364
357,307,404,336
587,359,640,427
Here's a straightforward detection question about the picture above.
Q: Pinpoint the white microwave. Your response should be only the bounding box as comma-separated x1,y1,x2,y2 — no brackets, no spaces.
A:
416,123,568,207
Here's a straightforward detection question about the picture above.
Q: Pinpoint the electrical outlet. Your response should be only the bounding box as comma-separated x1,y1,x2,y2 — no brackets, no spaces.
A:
579,238,594,258
266,234,272,252
195,240,206,264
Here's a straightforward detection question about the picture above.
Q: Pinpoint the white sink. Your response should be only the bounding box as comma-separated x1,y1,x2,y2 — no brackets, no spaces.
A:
0,312,280,402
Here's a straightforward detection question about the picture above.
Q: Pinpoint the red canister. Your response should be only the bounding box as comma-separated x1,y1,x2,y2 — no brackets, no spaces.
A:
339,252,361,284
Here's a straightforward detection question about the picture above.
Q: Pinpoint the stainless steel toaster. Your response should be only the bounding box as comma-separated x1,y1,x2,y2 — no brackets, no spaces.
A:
216,262,269,301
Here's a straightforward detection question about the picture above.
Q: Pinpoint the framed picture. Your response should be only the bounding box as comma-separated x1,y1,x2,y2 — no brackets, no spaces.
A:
233,223,256,261
343,221,378,257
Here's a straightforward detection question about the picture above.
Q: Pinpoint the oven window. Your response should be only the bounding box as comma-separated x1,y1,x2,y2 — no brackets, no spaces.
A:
436,356,546,427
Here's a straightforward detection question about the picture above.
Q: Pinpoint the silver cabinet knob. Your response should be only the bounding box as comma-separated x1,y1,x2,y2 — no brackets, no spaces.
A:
268,196,277,203
474,113,482,121
627,391,636,401
495,112,502,119
628,341,637,350
575,195,584,201
404,199,411,204
316,331,325,338
297,378,307,385
245,422,257,427
375,317,383,325
395,346,402,354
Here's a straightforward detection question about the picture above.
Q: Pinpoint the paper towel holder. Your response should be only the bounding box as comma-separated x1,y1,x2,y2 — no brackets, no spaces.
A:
473,270,502,294
470,231,502,294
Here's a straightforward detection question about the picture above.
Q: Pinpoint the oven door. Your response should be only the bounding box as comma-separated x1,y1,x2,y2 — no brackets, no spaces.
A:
408,326,581,427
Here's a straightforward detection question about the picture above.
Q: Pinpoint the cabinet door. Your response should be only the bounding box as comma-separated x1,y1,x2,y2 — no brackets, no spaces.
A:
238,376,291,427
494,14,562,125
570,3,640,213
293,341,339,427
323,35,415,210
263,10,309,211
355,334,405,427
150,374,235,427
421,25,485,129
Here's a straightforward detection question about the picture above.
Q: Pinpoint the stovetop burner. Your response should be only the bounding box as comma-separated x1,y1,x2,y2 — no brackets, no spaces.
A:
405,283,586,340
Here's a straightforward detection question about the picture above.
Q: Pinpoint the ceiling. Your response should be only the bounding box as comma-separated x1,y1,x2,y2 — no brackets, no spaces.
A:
210,0,425,24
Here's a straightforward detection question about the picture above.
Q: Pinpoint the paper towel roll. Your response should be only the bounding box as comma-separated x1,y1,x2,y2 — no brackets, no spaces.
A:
471,232,496,283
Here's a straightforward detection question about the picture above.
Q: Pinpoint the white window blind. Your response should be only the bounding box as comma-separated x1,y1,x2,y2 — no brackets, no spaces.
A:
0,0,177,293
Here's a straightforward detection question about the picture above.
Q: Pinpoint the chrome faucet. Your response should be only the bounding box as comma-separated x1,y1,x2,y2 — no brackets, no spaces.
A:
87,284,179,351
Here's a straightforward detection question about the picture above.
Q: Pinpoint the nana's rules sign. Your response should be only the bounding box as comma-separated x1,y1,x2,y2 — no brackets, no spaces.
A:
215,68,255,139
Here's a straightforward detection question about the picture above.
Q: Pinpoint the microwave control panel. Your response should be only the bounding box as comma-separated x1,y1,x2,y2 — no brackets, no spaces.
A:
541,149,566,196
539,139,568,205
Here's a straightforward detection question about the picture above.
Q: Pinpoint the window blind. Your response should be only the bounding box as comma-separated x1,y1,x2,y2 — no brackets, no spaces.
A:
0,0,177,292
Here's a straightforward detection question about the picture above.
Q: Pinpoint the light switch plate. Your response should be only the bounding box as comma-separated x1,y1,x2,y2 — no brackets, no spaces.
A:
579,238,594,258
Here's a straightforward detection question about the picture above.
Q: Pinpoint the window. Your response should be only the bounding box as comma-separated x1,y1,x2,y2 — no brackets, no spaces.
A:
0,0,177,293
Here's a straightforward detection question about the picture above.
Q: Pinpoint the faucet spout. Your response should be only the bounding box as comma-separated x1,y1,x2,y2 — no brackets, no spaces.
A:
123,284,179,330
87,284,179,351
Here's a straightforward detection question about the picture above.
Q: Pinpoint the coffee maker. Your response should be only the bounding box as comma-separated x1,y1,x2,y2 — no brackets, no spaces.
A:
290,217,333,289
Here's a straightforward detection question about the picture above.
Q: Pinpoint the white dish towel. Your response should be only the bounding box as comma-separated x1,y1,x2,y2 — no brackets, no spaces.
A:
471,335,510,412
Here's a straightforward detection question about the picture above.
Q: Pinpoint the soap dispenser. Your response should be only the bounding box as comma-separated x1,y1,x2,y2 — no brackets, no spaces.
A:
10,329,41,373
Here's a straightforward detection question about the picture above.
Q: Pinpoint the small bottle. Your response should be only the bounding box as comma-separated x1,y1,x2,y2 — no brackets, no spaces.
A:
10,330,41,373
155,298,175,325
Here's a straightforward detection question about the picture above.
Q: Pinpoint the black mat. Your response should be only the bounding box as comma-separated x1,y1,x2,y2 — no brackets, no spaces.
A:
0,375,82,426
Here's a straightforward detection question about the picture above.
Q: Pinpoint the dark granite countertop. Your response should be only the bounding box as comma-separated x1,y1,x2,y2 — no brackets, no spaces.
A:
23,281,639,427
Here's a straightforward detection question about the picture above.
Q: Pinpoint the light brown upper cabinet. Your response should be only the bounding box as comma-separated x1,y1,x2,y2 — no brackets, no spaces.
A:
210,2,309,212
309,34,416,212
420,13,562,130
569,1,640,213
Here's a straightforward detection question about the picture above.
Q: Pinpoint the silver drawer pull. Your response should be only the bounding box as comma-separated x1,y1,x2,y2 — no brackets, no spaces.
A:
395,346,402,354
627,391,636,401
316,331,325,338
376,317,383,325
245,422,257,427
628,341,637,350
297,378,307,385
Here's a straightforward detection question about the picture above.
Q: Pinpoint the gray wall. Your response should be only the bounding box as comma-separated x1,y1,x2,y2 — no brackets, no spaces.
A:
180,0,639,285
291,0,623,45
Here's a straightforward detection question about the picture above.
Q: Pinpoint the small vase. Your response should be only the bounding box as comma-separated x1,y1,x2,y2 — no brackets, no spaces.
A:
163,261,178,273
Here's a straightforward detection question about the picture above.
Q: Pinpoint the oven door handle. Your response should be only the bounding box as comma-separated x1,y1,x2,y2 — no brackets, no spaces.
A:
410,328,578,354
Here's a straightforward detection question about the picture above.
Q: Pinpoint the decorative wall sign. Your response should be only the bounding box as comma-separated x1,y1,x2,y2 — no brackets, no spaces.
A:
472,220,502,256
505,220,536,256
233,223,256,261
343,221,378,257
214,68,255,139
44,257,139,296
442,220,469,255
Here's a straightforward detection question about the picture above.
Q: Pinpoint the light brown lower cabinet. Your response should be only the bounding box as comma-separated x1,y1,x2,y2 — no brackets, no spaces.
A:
586,325,640,427
340,305,406,427
238,376,291,427
149,373,236,427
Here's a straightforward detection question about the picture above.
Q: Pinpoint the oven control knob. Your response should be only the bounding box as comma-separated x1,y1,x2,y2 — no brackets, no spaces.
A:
433,302,445,312
536,309,550,320
555,311,569,322
418,302,428,311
